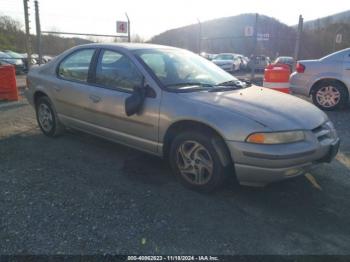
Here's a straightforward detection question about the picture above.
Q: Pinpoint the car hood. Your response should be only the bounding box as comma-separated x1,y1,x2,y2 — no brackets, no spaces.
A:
179,86,328,131
212,59,233,65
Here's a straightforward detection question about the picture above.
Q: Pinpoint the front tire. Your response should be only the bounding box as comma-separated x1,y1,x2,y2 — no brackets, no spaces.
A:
312,81,348,110
169,131,231,192
36,96,64,137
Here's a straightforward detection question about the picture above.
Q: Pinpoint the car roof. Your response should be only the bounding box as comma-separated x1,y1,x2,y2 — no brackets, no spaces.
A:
321,47,350,60
73,43,181,51
277,56,293,59
0,51,11,58
217,53,236,55
215,53,241,58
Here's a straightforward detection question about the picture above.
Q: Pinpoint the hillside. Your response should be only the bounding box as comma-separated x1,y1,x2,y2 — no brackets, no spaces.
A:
303,10,350,30
150,12,350,59
301,10,350,58
0,15,92,55
150,14,296,58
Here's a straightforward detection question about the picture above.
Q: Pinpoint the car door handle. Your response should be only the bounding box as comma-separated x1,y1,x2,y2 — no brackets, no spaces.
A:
89,94,101,103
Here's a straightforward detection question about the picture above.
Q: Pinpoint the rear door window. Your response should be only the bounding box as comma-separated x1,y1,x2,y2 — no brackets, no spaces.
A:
58,49,95,82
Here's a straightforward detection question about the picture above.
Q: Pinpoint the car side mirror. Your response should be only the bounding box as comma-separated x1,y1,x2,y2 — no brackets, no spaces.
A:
125,77,146,116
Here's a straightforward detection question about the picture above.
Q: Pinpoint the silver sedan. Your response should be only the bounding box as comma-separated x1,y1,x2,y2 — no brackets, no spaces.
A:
25,43,340,192
290,48,350,110
212,53,241,72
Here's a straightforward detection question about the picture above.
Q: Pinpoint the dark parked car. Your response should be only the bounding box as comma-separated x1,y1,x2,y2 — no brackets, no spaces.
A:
248,55,271,71
2,50,27,73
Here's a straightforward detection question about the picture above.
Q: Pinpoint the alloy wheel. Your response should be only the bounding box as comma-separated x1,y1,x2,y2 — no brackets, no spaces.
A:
38,103,53,132
316,86,341,108
176,140,214,186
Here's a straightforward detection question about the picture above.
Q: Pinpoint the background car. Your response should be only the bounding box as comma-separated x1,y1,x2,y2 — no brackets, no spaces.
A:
20,53,39,66
200,52,217,61
0,59,10,66
290,48,350,110
274,56,294,71
237,55,249,71
248,55,271,71
212,53,241,72
0,51,26,74
42,55,53,63
4,50,30,73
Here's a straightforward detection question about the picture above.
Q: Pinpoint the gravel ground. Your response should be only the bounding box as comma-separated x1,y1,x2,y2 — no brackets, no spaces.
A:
0,90,350,255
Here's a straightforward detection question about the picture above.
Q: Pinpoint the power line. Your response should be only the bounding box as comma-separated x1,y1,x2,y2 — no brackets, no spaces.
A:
41,31,128,38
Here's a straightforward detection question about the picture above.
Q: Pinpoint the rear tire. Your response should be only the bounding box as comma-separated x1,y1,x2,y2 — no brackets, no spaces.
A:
169,131,231,192
35,96,65,137
312,81,348,111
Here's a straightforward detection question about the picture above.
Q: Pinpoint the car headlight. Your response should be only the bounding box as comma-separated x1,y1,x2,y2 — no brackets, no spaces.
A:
15,60,23,65
246,131,305,144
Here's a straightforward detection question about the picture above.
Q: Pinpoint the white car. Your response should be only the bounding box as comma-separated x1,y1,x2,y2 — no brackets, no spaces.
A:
212,53,241,72
290,48,350,110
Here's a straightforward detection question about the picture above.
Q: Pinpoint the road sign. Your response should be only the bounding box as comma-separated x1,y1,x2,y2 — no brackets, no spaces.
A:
257,33,270,41
336,34,342,44
117,21,128,34
244,26,254,37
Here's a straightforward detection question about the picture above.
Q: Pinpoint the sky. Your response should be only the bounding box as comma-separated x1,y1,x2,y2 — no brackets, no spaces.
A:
1,0,349,40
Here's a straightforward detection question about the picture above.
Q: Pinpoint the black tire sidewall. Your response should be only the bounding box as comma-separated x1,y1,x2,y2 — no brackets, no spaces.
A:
312,82,348,111
169,131,228,192
36,97,57,137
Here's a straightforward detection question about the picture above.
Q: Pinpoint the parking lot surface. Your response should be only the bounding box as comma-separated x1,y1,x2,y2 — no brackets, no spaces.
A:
0,88,350,254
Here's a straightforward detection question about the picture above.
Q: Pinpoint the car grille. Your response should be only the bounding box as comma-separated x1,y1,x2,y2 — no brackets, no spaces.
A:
312,122,337,145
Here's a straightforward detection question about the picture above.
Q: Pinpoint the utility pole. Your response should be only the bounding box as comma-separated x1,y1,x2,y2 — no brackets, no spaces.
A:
294,15,303,64
197,18,202,54
23,0,32,69
34,0,42,65
250,13,258,80
125,13,130,42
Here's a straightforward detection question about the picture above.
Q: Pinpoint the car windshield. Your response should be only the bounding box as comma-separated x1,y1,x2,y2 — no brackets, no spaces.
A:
0,51,11,58
214,54,233,60
134,49,242,91
275,57,293,63
5,51,23,59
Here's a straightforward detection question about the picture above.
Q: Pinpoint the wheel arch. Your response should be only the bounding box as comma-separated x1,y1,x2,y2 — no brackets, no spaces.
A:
162,120,233,167
33,90,50,106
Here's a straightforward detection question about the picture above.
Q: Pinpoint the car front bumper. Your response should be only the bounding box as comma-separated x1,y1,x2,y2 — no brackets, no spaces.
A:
226,134,340,187
217,64,234,71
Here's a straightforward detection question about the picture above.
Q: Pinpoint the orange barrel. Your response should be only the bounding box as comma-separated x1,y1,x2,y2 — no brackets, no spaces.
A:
263,64,290,94
0,65,18,101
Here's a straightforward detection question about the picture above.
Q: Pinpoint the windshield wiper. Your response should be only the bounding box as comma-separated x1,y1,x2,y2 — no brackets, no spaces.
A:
216,80,245,87
164,80,250,93
165,82,213,88
208,79,251,92
206,80,248,92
